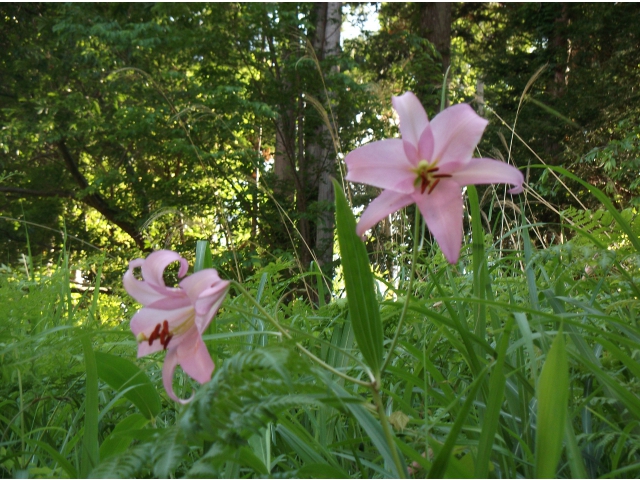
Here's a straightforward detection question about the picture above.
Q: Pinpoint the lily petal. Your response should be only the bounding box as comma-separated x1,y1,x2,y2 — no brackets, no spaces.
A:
179,269,227,308
180,270,229,333
430,104,488,168
451,158,524,194
162,349,194,405
418,124,435,162
131,305,195,357
414,179,464,264
176,331,214,385
392,92,429,149
141,250,189,288
356,189,413,237
345,139,416,193
123,268,170,306
123,250,189,306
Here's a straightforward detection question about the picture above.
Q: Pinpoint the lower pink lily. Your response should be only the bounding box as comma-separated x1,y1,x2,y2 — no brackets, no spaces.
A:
123,250,229,404
345,92,524,264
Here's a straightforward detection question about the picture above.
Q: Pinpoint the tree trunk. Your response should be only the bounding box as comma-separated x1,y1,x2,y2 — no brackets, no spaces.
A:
419,2,452,107
550,3,570,98
309,2,341,272
419,3,452,75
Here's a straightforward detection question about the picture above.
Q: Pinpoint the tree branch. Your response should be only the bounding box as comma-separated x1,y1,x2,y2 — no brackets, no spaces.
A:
56,139,149,251
0,186,74,198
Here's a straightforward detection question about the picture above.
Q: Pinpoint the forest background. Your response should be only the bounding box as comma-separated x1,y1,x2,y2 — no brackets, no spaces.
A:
2,2,640,479
3,2,639,277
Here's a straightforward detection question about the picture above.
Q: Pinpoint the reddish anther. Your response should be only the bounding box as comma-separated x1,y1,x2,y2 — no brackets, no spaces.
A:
159,320,173,350
147,323,162,346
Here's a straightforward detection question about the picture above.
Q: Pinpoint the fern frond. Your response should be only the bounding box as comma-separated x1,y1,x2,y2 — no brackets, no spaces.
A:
88,444,151,479
180,347,325,446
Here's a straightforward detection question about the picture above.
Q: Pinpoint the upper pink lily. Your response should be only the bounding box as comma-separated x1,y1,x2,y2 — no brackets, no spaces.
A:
123,250,229,404
345,91,524,264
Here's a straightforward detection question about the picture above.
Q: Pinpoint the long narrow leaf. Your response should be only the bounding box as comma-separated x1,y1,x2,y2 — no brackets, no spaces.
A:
95,352,161,420
333,179,383,377
80,333,99,477
535,329,569,478
428,367,488,478
475,319,513,477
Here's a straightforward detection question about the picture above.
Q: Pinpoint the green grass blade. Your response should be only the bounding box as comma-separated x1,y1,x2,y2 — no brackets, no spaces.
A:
80,333,99,477
24,438,78,478
276,420,329,466
297,463,350,478
467,185,488,344
329,381,405,477
311,260,327,307
521,217,540,311
475,318,513,477
513,312,538,385
333,179,383,377
428,367,488,478
195,240,214,272
535,328,569,479
564,413,588,478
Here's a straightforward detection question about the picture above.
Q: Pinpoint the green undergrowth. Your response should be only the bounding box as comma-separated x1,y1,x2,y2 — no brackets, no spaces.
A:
2,176,640,479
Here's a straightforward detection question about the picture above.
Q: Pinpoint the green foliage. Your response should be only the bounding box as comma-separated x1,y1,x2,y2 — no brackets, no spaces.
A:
94,352,161,420
5,169,640,478
3,3,640,479
456,3,640,214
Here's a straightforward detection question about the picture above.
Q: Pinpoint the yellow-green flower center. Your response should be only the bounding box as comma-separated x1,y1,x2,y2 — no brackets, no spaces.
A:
412,160,451,194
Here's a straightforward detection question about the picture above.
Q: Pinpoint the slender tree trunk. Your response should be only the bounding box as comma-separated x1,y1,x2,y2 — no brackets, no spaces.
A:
274,114,295,195
420,2,452,75
551,3,570,98
419,3,452,107
309,2,341,272
476,78,485,115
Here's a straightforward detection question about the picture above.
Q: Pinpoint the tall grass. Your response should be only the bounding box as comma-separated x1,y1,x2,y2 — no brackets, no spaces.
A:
3,170,640,478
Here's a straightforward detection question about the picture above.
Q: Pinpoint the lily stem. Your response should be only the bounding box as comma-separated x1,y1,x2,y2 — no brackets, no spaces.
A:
380,206,421,374
230,281,374,387
372,385,406,478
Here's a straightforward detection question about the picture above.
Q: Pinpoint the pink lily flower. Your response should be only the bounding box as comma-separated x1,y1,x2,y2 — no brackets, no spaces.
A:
345,91,524,264
123,250,229,404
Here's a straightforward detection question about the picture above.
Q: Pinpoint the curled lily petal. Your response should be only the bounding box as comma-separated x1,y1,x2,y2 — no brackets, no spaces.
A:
179,270,229,333
123,268,168,306
356,189,413,238
162,349,194,405
123,251,187,306
140,250,189,287
414,179,464,264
